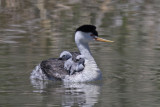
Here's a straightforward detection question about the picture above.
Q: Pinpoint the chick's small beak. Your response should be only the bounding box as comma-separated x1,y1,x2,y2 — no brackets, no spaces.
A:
94,36,114,42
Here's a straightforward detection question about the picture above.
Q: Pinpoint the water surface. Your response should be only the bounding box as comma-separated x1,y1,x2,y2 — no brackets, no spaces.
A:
0,0,160,107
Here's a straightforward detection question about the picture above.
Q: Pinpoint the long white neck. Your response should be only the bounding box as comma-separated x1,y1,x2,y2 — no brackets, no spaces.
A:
76,42,94,60
75,32,95,61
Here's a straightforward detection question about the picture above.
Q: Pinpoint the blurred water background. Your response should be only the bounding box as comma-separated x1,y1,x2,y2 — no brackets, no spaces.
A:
0,0,160,106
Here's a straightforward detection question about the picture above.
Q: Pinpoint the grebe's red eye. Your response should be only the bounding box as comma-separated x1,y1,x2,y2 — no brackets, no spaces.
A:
90,34,94,36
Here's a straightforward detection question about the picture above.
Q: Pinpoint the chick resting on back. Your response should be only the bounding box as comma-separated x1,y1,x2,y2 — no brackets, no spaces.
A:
69,55,85,75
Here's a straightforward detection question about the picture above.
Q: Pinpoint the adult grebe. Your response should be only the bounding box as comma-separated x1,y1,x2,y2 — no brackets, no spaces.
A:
30,25,113,82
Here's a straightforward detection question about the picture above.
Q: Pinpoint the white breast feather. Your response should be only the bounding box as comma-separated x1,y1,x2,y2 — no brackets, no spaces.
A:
63,59,102,82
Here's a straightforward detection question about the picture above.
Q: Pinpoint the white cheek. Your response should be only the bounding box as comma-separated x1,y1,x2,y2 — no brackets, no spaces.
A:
75,31,94,43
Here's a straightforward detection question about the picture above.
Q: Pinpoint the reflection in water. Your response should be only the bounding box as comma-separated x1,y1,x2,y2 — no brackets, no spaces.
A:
30,79,49,93
31,79,101,107
63,83,100,107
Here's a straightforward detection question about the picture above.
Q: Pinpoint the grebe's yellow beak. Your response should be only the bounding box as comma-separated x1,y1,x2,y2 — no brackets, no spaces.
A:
94,37,114,42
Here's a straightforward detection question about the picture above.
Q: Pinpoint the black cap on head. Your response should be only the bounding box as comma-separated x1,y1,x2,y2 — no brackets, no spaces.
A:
76,25,98,36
